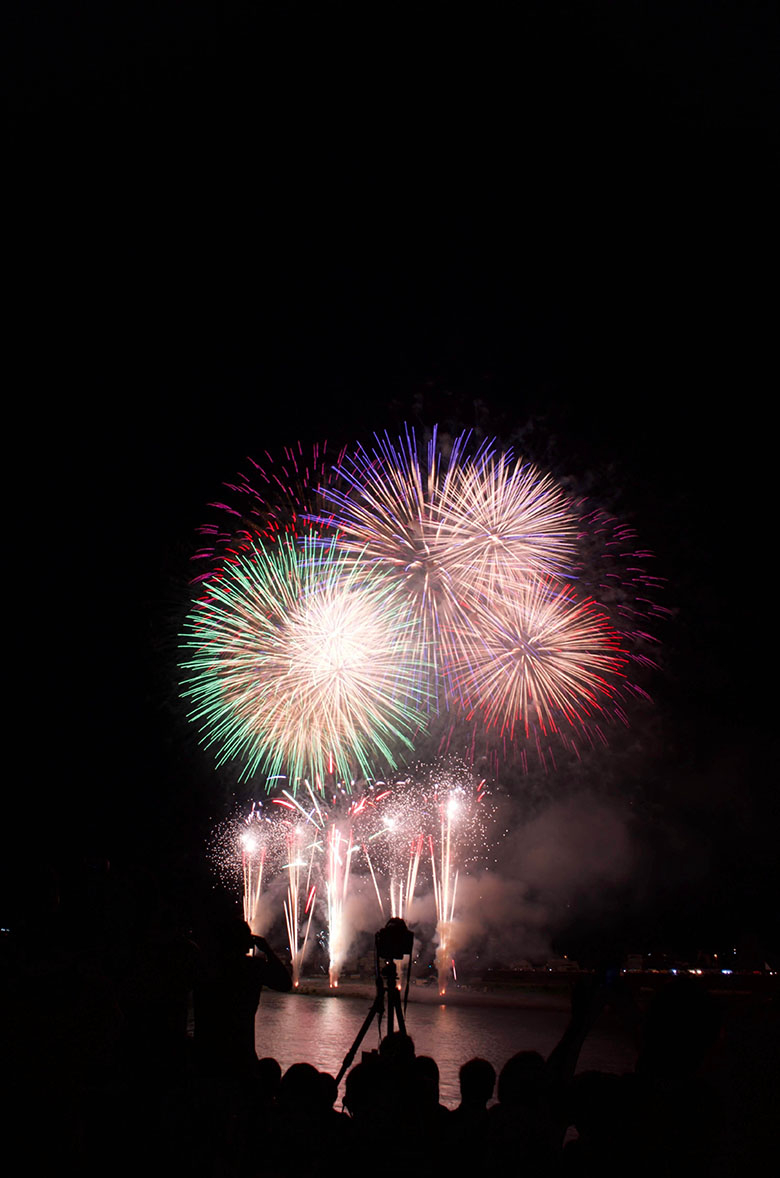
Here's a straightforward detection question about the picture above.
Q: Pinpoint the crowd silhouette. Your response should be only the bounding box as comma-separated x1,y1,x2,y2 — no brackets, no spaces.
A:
1,859,774,1177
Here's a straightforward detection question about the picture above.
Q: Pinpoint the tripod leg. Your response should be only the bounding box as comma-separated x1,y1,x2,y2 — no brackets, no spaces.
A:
335,990,384,1085
388,984,406,1036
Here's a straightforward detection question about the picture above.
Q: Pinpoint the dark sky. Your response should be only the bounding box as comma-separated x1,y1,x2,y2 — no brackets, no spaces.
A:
7,4,777,951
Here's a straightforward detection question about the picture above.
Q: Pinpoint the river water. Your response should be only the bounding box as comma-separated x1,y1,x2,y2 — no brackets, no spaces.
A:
253,988,637,1108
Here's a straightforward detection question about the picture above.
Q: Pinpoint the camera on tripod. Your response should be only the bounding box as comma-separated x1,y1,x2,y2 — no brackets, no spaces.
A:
336,917,415,1083
375,917,414,963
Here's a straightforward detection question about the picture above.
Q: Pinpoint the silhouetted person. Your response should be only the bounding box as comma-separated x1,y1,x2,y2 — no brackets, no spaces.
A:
378,1028,416,1068
562,1071,631,1177
318,1070,353,1151
560,976,723,1178
451,1057,496,1174
257,1055,282,1103
227,1055,283,1177
190,924,290,1177
377,1029,417,1118
114,901,198,1079
345,1044,411,1177
408,1054,450,1174
264,1062,353,1177
626,977,722,1175
194,919,292,1078
414,1054,450,1119
456,1055,496,1114
487,1050,557,1171
344,1057,387,1126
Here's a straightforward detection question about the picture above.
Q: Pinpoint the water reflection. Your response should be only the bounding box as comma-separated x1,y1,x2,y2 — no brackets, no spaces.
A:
254,991,636,1108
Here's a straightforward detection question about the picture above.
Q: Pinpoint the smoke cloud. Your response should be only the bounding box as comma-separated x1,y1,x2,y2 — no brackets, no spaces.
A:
437,793,639,967
253,792,647,972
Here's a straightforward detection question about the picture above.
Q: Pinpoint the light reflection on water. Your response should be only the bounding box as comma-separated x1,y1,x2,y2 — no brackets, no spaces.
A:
254,991,636,1108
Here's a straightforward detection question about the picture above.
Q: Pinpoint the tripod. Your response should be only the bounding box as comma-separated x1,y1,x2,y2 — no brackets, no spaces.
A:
335,957,407,1084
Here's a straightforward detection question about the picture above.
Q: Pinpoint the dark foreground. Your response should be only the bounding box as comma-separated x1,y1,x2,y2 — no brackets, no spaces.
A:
3,925,777,1178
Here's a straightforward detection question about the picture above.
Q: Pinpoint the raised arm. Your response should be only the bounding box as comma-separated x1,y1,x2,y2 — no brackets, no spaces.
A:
252,935,293,992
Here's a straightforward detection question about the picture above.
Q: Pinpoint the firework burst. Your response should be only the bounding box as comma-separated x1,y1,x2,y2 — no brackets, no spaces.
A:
191,440,346,582
186,423,664,785
450,575,628,739
314,426,469,682
436,444,577,601
180,533,430,785
317,427,579,693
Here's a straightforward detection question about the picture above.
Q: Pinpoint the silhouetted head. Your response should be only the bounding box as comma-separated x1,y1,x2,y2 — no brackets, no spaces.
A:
279,1062,322,1109
257,1056,282,1100
344,1060,387,1119
415,1055,440,1105
379,1030,416,1067
498,1051,545,1107
459,1057,496,1106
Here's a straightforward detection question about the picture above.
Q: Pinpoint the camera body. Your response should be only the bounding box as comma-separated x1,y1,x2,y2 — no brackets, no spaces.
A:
375,917,414,961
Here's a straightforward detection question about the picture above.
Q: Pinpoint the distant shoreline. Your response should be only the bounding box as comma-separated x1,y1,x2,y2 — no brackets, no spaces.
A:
289,971,779,1010
292,979,572,1009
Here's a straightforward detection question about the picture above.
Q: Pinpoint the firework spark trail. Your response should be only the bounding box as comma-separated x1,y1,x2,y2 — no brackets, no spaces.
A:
325,825,358,987
282,824,318,987
271,781,423,986
363,827,425,923
430,799,460,996
396,761,492,995
318,785,395,984
180,533,430,786
363,846,386,919
275,781,387,985
214,765,496,988
241,833,267,931
274,789,324,985
397,834,424,920
383,832,424,921
359,779,428,923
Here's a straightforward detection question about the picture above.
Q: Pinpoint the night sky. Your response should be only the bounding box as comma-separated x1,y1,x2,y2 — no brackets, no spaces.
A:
7,5,777,957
